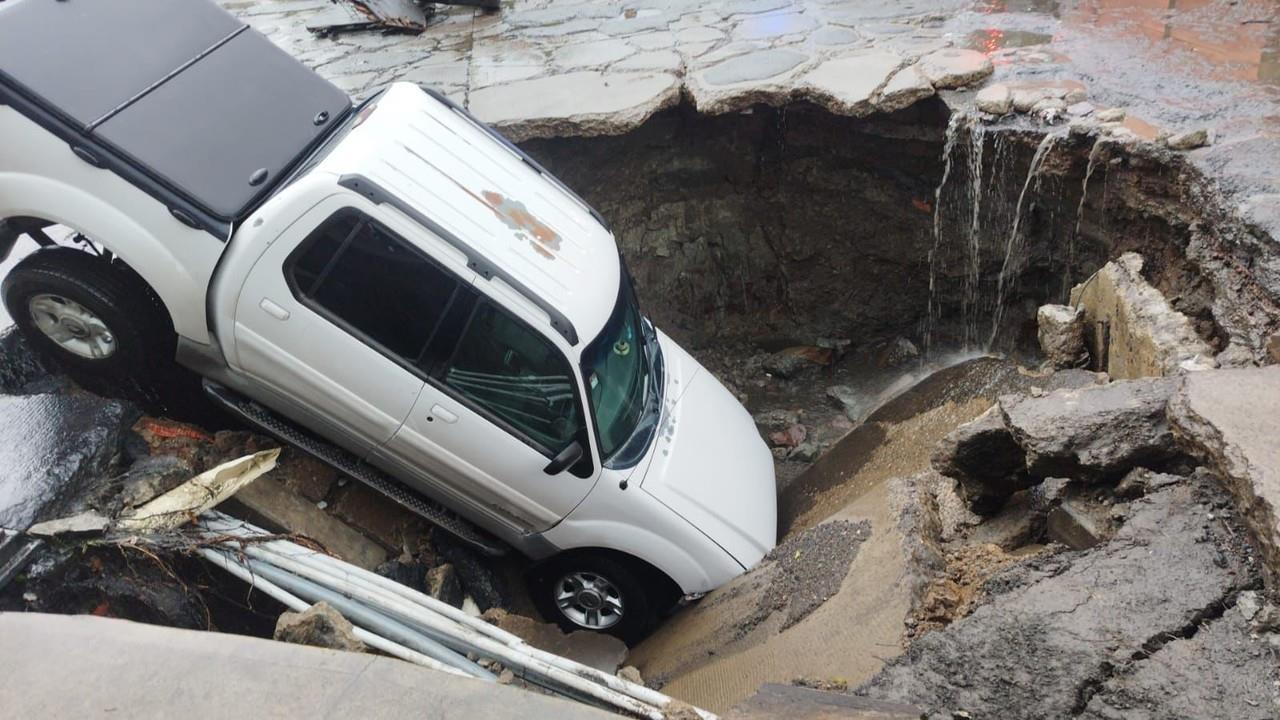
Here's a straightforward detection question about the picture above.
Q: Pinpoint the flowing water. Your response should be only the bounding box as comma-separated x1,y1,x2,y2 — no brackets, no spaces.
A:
1064,138,1107,300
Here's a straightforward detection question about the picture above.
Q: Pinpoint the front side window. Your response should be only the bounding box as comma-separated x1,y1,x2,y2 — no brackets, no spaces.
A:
444,302,586,458
289,210,459,362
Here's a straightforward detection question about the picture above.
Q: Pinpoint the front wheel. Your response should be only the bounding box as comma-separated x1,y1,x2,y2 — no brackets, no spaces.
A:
2,248,175,393
529,552,663,645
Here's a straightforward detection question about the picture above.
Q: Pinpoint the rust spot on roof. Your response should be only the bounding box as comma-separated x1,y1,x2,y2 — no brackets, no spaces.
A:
481,190,562,258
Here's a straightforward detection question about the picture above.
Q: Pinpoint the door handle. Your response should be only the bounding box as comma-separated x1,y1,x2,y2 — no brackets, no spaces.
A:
429,404,458,424
259,298,290,321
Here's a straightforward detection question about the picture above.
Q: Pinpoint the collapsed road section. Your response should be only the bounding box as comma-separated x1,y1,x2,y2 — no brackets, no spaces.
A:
2,0,1280,718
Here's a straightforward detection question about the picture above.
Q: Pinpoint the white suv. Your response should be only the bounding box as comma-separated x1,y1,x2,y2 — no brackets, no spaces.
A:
0,0,775,640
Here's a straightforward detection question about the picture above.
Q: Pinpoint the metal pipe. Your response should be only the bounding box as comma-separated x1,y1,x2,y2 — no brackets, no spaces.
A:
208,547,491,680
200,515,715,720
197,547,472,678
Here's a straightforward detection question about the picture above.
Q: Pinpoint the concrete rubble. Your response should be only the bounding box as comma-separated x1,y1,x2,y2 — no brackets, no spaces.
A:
1070,253,1217,378
274,601,368,653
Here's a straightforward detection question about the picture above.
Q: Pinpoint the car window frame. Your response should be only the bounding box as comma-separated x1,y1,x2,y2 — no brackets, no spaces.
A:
284,208,596,478
283,207,470,382
436,296,595,478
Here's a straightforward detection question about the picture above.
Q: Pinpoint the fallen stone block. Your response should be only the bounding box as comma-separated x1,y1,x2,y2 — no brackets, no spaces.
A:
726,683,922,720
975,83,1012,115
1045,499,1110,550
274,601,367,654
227,476,388,571
931,405,1030,513
1169,366,1280,590
1037,304,1086,369
1070,253,1216,379
1000,376,1181,480
763,346,831,379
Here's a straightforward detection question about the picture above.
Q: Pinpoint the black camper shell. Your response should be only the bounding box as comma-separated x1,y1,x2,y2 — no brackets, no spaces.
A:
0,0,352,239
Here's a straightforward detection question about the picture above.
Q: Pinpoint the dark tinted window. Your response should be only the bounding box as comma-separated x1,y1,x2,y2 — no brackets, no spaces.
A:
290,212,458,361
444,302,584,454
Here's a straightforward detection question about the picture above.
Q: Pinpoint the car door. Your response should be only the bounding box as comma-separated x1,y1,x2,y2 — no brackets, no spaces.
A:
232,200,473,454
371,296,599,533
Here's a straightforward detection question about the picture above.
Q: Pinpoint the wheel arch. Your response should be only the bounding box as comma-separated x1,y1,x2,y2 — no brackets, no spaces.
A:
0,173,222,344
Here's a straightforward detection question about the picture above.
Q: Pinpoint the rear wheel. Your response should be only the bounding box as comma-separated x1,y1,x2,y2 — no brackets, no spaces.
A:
2,247,175,395
530,551,670,644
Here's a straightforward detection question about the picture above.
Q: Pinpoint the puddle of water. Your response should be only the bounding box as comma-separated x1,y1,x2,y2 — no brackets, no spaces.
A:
966,28,1055,52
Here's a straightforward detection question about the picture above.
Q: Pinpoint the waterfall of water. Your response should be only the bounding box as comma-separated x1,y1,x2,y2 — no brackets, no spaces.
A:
961,122,986,350
924,112,967,356
1064,137,1106,300
987,131,1064,348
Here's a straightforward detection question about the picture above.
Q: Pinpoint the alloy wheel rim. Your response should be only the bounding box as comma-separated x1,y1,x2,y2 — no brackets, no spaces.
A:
554,570,624,630
28,293,117,360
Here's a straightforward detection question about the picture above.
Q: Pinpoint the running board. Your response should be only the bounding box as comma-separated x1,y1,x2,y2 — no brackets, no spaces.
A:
203,380,509,557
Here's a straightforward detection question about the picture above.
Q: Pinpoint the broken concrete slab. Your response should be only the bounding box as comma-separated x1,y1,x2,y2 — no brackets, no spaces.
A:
1079,609,1280,719
975,83,1012,115
227,476,388,571
0,613,616,719
687,48,810,114
1070,253,1217,378
875,64,934,112
1169,366,1280,589
915,48,992,89
1000,377,1182,481
860,475,1257,718
469,70,681,142
796,51,903,116
274,601,368,653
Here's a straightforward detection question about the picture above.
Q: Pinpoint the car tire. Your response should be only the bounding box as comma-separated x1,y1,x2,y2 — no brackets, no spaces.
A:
529,551,663,645
2,247,175,395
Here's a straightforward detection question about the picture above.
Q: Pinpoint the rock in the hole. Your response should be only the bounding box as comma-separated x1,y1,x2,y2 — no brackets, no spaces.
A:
875,337,920,369
763,346,830,379
1165,128,1210,150
931,405,1030,513
435,534,506,612
790,440,821,463
91,455,194,516
1037,304,1086,369
769,423,807,449
754,408,801,433
274,602,367,653
916,48,993,89
1045,499,1111,550
425,563,465,608
617,665,644,685
826,385,862,421
1114,467,1184,499
975,83,1012,114
1001,376,1181,480
1169,366,1280,590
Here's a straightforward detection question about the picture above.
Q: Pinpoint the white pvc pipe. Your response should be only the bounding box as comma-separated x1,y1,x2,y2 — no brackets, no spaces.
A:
201,514,714,719
197,547,473,678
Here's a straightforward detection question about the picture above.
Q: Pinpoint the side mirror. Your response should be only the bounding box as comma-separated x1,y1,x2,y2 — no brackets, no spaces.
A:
543,440,584,475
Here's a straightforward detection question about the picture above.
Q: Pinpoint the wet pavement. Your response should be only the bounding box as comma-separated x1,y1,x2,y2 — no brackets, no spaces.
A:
219,1,1278,191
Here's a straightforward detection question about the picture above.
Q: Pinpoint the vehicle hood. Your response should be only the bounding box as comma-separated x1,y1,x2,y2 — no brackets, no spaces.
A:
639,332,777,570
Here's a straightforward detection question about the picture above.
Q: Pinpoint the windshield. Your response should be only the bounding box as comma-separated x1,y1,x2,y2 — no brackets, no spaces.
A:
582,273,650,459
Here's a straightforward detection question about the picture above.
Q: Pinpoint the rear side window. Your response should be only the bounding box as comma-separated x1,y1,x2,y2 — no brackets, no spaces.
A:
444,301,586,457
288,210,459,361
